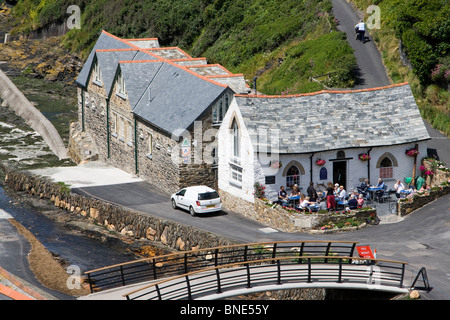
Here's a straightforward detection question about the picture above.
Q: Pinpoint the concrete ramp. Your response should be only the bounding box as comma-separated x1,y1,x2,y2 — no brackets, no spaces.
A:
0,69,68,159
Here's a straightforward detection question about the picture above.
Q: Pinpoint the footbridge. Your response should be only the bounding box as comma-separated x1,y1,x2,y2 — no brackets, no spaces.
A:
82,241,430,300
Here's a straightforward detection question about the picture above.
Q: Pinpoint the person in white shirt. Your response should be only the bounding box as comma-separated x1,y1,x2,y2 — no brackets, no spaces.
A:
338,185,348,201
394,180,404,198
354,20,366,42
299,197,315,211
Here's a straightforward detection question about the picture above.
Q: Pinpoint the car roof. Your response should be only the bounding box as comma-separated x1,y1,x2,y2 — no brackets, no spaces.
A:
183,186,216,192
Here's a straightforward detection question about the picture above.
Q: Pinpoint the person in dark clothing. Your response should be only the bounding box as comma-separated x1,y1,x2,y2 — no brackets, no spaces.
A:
325,182,336,212
347,195,358,210
307,182,318,202
278,186,288,206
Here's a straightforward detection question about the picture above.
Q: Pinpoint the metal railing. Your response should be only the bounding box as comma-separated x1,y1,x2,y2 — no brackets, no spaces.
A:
84,240,358,293
123,256,408,300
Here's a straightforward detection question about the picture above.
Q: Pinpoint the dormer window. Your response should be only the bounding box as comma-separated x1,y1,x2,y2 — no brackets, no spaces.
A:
212,92,231,124
93,61,102,85
116,70,126,96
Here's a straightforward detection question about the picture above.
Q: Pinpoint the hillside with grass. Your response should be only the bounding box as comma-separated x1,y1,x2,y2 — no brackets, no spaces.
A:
4,0,449,135
349,0,449,136
8,0,357,94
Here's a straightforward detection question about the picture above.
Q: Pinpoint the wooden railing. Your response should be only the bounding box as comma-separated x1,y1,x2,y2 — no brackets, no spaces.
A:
84,240,359,293
123,255,409,300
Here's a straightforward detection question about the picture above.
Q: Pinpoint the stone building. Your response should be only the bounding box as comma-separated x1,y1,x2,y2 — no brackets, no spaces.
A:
217,83,431,204
73,30,248,194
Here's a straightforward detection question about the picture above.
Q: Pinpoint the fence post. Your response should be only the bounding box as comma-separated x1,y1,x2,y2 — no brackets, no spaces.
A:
246,264,252,288
120,266,126,286
185,275,192,300
324,242,332,263
338,258,343,283
215,268,222,293
214,248,219,267
87,273,94,293
184,253,188,274
155,284,162,300
272,243,278,260
152,258,157,279
307,258,312,283
277,259,282,284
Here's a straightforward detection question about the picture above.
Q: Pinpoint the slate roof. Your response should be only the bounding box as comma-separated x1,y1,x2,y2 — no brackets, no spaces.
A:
75,31,134,88
235,83,430,154
76,31,244,135
95,50,139,93
132,62,228,136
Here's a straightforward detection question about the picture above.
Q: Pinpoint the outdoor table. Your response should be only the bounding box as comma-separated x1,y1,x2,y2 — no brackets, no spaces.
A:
288,195,300,208
399,189,412,198
307,203,320,212
337,200,348,210
367,186,382,200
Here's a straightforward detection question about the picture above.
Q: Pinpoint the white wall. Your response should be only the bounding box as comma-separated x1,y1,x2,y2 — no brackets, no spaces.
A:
218,98,428,203
217,99,255,203
257,142,428,201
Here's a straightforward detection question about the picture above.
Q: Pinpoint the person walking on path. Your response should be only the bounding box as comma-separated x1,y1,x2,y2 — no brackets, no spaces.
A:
355,20,366,42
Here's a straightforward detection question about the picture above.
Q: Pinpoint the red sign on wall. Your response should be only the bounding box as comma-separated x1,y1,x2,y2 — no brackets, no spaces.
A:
356,246,375,259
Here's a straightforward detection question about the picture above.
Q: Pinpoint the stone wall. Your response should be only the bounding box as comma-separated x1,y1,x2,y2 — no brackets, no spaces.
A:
3,168,238,251
397,184,450,216
397,159,450,216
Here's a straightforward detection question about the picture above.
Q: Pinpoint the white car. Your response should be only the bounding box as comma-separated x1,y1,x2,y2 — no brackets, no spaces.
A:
171,186,222,216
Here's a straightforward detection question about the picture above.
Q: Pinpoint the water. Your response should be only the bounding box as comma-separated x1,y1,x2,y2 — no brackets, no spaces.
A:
0,186,136,273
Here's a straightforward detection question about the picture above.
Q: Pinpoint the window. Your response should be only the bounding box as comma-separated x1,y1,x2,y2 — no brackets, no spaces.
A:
232,118,240,158
379,157,393,179
116,71,126,95
119,117,125,141
337,150,346,159
212,93,231,124
111,113,118,137
230,164,243,185
148,134,153,155
126,121,132,143
286,165,300,188
93,61,102,84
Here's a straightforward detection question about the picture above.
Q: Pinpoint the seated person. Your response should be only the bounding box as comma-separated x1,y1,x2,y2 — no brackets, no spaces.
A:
299,196,315,211
347,194,358,210
375,178,385,199
290,184,301,197
376,178,385,189
419,183,428,193
357,179,369,195
317,191,325,202
278,186,288,205
394,180,404,198
338,185,348,201
357,194,364,208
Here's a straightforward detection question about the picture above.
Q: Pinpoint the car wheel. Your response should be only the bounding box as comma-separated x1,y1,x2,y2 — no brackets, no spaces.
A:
189,206,196,216
171,199,177,210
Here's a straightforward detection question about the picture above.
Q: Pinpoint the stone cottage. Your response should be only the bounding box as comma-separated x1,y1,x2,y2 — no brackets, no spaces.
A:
217,83,431,204
73,30,248,193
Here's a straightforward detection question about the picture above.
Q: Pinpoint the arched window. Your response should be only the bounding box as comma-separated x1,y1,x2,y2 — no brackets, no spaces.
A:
379,156,393,179
337,150,345,159
232,118,240,158
286,165,300,188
